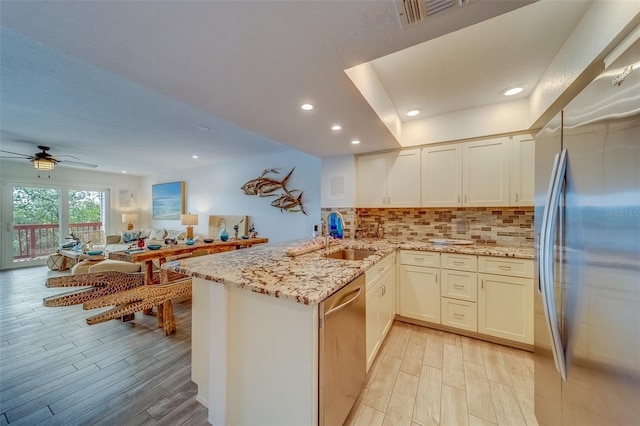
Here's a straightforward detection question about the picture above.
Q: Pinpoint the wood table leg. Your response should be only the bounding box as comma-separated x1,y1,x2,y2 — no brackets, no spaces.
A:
143,260,155,315
160,258,169,284
163,300,176,336
60,255,68,271
122,313,135,322
157,302,165,327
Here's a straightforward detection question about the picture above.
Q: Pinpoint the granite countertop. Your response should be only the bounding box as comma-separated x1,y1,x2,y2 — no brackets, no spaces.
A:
163,237,535,306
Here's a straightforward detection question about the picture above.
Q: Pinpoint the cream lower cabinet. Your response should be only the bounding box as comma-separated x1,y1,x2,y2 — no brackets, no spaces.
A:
398,250,440,324
366,253,396,372
440,253,478,332
478,256,534,344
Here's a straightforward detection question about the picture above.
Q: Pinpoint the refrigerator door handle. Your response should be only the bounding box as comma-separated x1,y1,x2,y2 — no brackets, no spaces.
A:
539,149,568,381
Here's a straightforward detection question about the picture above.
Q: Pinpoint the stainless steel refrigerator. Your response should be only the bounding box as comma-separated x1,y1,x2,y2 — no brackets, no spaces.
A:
534,34,640,425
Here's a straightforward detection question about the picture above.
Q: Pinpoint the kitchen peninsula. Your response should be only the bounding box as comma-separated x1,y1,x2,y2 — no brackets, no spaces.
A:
163,238,534,425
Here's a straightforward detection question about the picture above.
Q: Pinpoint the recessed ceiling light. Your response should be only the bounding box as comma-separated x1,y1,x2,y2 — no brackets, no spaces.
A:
351,139,360,145
192,155,199,159
301,103,314,111
197,126,210,131
121,170,127,174
331,125,342,131
406,109,421,117
504,87,524,96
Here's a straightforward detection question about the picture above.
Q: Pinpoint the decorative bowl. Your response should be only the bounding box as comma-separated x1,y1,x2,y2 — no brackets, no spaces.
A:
185,240,195,246
61,242,75,249
241,235,250,240
203,238,214,243
86,250,103,256
147,244,162,250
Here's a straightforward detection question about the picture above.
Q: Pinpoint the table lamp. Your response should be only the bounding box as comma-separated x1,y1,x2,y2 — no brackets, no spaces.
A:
181,213,199,240
122,213,138,230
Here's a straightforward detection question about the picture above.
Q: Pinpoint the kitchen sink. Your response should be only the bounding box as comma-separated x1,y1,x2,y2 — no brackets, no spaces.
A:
325,248,377,261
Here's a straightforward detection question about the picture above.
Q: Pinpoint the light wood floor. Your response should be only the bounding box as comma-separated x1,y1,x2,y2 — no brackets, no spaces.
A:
0,266,209,425
1,266,537,426
345,322,538,426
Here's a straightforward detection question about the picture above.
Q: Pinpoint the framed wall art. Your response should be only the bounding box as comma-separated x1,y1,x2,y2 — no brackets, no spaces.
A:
119,189,138,209
152,181,185,220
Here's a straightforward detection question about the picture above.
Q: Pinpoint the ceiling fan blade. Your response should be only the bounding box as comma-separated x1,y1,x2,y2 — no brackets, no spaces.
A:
0,149,32,158
59,159,98,168
55,154,80,160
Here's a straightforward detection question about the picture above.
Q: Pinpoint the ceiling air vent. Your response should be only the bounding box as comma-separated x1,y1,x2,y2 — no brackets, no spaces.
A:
394,0,468,29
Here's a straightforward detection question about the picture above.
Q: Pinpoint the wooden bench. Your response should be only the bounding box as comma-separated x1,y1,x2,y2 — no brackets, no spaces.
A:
44,270,190,335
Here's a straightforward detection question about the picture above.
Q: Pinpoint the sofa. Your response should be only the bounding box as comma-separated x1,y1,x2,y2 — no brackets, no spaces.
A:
104,228,186,255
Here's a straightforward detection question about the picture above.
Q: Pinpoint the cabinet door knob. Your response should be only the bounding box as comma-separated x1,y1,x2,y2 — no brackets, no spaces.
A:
498,265,512,270
453,312,465,319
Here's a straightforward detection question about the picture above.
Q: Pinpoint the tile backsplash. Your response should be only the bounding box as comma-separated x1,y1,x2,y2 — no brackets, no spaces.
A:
322,207,534,247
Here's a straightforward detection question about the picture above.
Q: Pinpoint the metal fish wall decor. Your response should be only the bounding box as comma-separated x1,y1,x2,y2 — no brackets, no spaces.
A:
241,167,307,215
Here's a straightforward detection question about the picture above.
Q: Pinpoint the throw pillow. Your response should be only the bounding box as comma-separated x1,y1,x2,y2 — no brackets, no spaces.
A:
122,231,140,243
148,228,167,240
166,229,186,240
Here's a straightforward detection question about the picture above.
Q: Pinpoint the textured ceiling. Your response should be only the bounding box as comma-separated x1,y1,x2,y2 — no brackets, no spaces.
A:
0,0,591,176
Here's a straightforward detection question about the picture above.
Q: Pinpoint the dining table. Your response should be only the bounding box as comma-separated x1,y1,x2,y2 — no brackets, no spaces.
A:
108,237,269,285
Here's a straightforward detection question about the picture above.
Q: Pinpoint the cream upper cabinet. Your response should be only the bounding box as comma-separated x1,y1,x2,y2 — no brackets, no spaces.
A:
387,150,421,206
420,144,462,207
357,153,387,207
420,137,510,207
462,137,511,206
357,149,420,207
510,135,535,206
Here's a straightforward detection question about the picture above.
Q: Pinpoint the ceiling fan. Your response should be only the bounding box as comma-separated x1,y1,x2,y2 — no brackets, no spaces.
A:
0,145,98,172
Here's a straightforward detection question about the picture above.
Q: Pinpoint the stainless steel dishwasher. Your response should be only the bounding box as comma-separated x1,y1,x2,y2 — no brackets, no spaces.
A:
319,274,366,426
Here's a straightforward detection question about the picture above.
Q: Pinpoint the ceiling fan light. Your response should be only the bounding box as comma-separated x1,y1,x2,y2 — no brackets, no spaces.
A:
32,158,55,171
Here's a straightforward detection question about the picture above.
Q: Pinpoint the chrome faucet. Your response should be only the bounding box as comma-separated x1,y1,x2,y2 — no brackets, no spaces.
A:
325,211,345,249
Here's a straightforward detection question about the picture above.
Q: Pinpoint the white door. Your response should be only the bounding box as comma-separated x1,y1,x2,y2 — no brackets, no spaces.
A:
1,182,109,269
1,182,62,269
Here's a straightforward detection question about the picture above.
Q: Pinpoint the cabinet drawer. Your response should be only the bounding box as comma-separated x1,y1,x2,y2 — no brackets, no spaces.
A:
478,256,533,278
365,253,395,290
441,253,477,272
441,269,477,302
441,298,477,332
399,250,440,268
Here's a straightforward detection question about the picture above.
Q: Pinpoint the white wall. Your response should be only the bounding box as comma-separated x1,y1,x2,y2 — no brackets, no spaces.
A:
321,155,356,208
401,98,530,146
141,150,321,244
0,160,142,234
529,2,640,128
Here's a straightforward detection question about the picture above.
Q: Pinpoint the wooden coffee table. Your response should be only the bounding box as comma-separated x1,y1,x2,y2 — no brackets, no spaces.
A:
57,249,105,271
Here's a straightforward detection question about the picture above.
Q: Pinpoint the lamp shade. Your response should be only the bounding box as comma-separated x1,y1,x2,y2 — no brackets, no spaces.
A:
181,213,199,226
122,213,138,223
32,158,55,171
